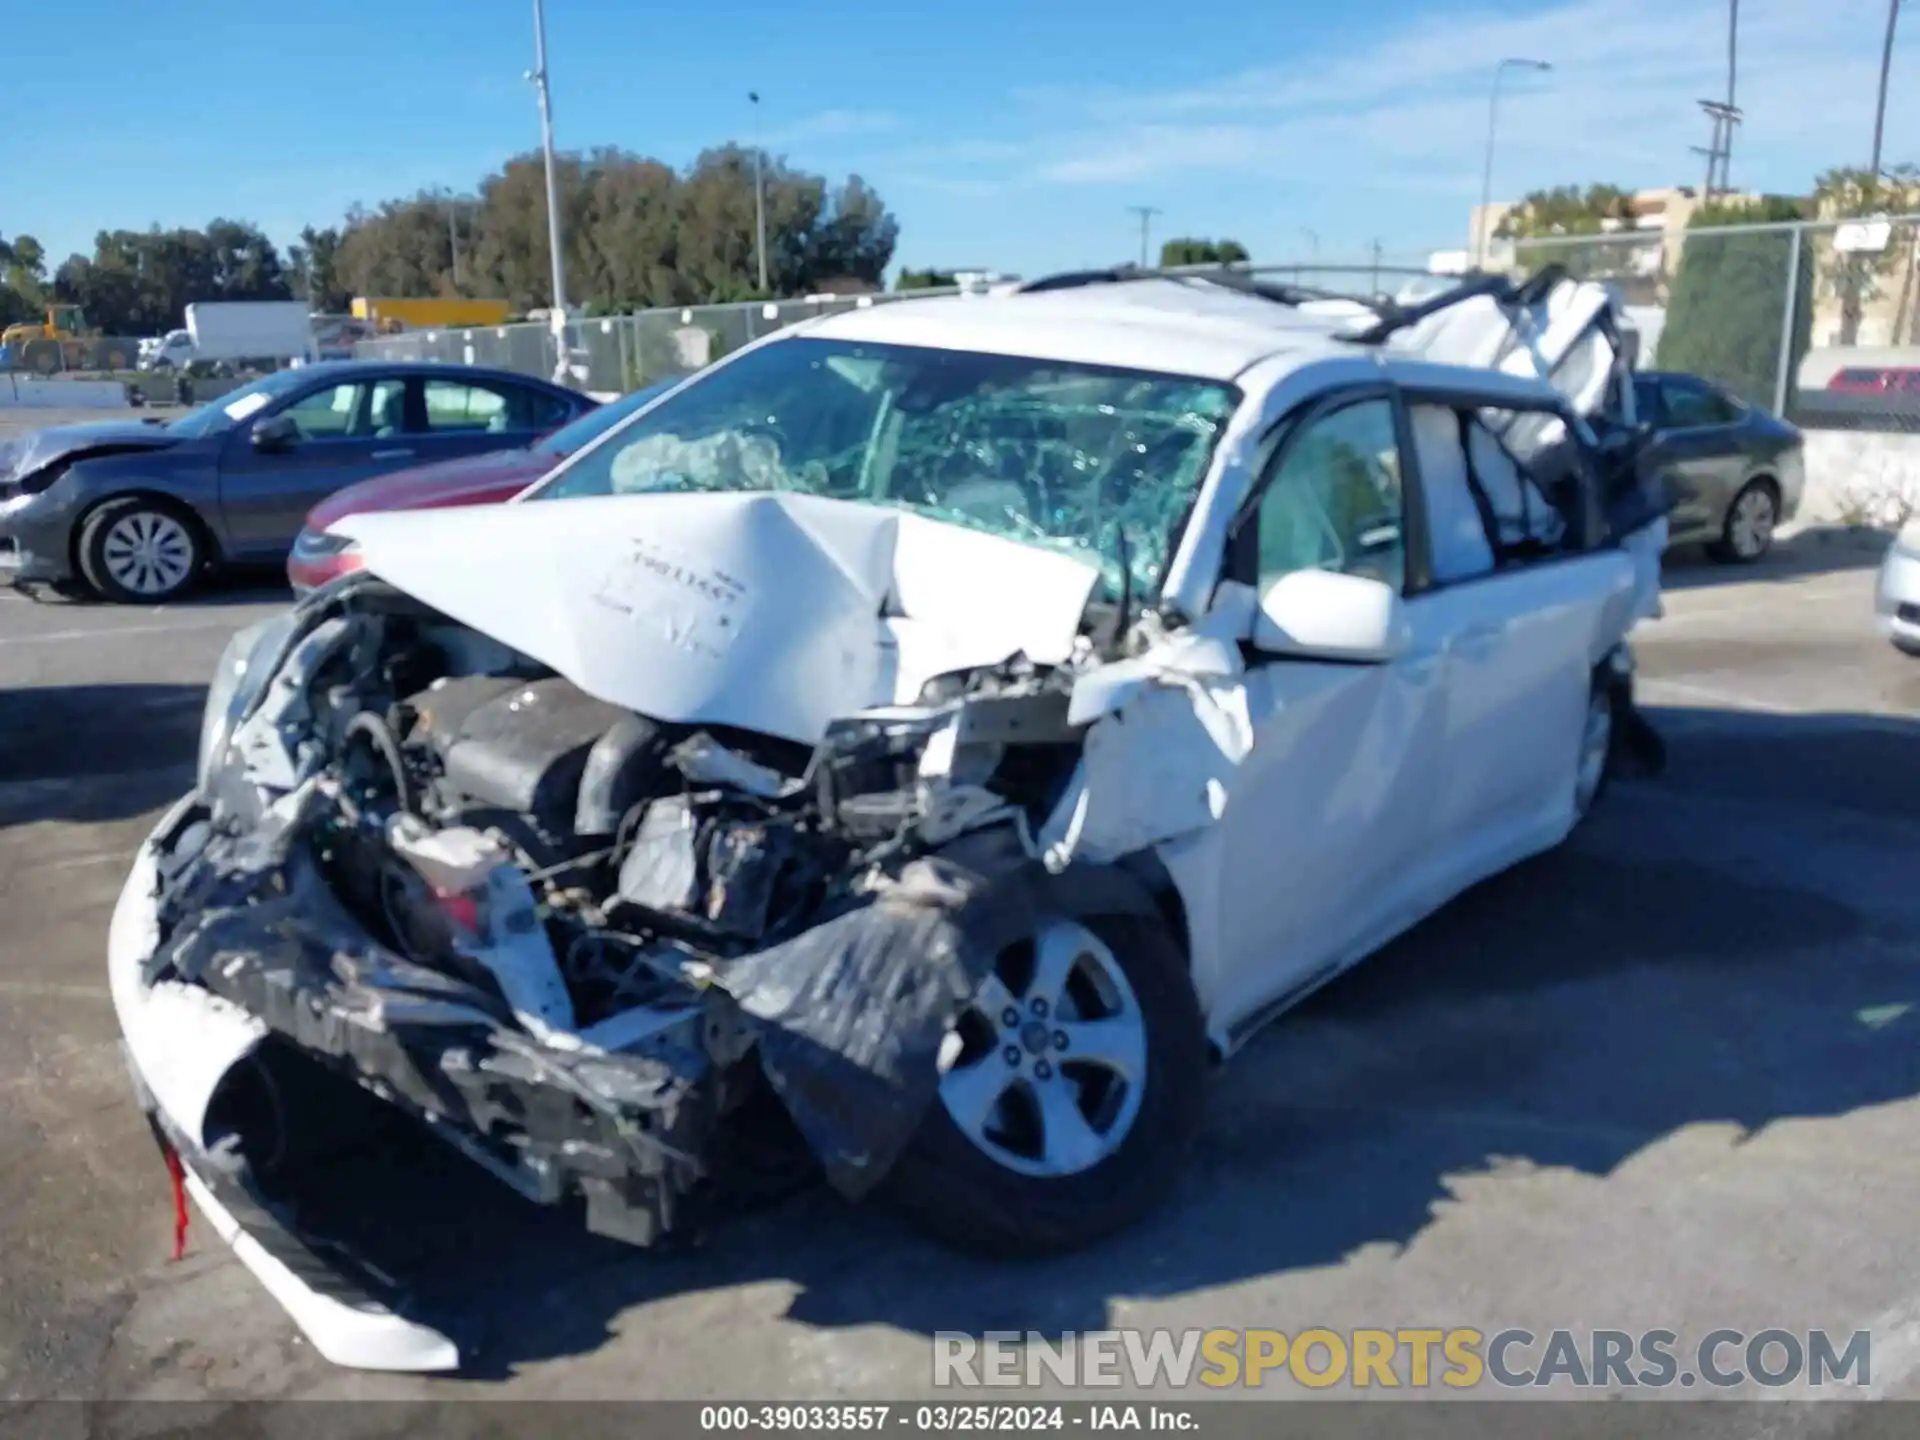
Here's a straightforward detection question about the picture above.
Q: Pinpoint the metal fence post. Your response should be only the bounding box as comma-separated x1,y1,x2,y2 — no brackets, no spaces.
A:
1773,222,1804,416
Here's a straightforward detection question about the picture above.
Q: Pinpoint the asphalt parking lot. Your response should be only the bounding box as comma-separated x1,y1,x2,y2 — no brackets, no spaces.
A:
2,403,1918,1412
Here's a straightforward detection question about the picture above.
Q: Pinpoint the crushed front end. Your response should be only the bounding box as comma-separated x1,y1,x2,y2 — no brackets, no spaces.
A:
111,572,1090,1371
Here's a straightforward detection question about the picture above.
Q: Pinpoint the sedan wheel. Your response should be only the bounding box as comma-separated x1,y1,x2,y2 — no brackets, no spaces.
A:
885,911,1206,1258
1713,481,1779,563
79,499,205,603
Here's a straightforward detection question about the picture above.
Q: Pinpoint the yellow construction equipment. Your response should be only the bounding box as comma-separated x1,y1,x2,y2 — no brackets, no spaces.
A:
350,296,515,332
0,304,131,374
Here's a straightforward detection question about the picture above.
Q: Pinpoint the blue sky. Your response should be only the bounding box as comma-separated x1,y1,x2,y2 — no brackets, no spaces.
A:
7,0,1916,281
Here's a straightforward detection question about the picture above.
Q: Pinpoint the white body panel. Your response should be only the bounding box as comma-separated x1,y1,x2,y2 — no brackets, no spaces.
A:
1876,522,1920,651
183,301,315,363
108,798,460,1371
335,492,1100,747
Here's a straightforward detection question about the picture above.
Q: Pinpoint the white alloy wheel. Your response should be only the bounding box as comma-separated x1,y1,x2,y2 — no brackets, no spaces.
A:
936,917,1148,1179
1574,683,1614,817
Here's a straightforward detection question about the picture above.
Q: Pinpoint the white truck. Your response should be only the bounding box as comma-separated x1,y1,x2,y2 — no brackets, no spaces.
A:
140,301,317,373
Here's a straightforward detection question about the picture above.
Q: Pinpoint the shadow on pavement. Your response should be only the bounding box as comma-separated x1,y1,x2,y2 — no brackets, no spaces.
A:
0,683,203,826
233,701,1920,1380
1661,525,1889,592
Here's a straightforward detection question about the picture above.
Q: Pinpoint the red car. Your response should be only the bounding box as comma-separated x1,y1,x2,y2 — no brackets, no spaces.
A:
287,376,684,593
1827,365,1920,396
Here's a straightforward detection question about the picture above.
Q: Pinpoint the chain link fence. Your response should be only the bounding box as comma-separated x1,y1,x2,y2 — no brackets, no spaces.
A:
349,257,1460,394
1500,215,1920,433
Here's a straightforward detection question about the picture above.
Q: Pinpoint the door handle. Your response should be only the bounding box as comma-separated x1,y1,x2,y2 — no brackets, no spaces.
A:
1455,624,1504,658
371,448,414,461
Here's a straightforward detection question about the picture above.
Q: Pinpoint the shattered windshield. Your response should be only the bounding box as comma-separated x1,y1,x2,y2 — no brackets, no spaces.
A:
526,337,1239,599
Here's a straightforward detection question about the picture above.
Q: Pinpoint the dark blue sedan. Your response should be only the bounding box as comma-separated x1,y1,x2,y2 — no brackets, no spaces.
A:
0,361,594,602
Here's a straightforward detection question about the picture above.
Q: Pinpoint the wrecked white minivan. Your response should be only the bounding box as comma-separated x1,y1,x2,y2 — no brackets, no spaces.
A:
109,266,1671,1371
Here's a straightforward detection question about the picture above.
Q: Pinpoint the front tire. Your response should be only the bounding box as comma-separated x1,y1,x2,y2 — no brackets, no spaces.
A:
77,497,206,603
1709,479,1779,564
1572,674,1617,822
886,911,1205,1258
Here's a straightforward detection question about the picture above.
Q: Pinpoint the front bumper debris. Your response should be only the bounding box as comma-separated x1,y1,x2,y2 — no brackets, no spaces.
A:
112,793,1043,1370
110,798,460,1371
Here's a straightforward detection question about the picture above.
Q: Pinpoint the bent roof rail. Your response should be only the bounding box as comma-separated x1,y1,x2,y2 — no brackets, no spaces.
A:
1008,262,1580,346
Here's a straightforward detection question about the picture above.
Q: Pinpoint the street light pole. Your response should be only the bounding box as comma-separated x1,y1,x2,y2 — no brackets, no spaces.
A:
1476,57,1552,266
1868,0,1903,192
749,91,769,294
529,0,570,380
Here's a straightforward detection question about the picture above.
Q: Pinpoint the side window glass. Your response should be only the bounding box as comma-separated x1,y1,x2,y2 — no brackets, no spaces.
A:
279,382,366,439
424,380,511,433
1632,376,1664,425
1662,381,1738,427
1408,404,1493,584
365,379,407,437
519,387,575,430
1254,398,1405,592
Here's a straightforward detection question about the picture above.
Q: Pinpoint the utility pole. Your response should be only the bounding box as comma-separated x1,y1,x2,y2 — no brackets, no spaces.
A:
1869,0,1902,192
1127,205,1162,268
1370,239,1383,296
1723,0,1740,190
528,0,570,381
749,91,769,294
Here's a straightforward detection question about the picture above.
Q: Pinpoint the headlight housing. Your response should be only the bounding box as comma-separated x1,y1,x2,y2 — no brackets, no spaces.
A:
291,528,355,559
196,612,298,794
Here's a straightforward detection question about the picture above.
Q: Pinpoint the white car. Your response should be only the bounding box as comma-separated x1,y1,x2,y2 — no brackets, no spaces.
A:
109,266,1669,1372
1875,518,1920,655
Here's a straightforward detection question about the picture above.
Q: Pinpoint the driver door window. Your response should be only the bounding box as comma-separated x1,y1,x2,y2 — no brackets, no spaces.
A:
1253,397,1406,593
278,379,406,440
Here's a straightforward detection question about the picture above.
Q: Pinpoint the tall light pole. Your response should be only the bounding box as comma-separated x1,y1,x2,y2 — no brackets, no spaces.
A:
1868,0,1903,193
1476,57,1552,266
748,91,769,294
528,0,570,380
1127,205,1162,267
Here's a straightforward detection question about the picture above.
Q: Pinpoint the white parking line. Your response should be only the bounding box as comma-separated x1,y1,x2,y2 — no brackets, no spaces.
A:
0,618,243,647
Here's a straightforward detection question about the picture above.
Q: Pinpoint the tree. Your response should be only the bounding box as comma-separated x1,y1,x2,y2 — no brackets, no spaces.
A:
1495,184,1636,238
1814,164,1920,346
1658,196,1814,408
1159,237,1249,266
49,221,294,334
325,146,900,313
287,225,349,311
896,268,957,291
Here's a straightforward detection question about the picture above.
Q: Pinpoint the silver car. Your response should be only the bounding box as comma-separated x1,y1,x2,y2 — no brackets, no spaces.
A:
1875,519,1920,655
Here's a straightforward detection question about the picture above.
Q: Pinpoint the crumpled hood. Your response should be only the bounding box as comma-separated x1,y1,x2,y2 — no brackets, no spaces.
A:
333,491,1102,746
0,420,179,486
306,447,550,531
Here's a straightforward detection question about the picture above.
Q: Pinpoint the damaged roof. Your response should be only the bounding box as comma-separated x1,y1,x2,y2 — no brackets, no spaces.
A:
805,278,1371,382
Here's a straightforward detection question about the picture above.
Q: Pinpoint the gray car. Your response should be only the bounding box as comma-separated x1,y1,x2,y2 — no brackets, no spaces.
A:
0,361,594,602
1633,371,1806,563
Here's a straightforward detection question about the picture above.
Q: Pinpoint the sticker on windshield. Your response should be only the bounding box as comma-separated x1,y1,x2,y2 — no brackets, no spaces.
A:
589,537,749,661
223,392,272,423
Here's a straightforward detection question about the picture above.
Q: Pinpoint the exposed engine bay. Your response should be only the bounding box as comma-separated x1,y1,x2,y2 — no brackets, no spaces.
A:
151,570,1101,1252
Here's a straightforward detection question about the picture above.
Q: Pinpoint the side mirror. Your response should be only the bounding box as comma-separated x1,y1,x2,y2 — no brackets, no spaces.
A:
1251,569,1410,663
251,414,299,452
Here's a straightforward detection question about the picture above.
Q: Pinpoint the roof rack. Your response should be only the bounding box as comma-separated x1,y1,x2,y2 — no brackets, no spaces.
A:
1343,263,1571,343
1005,260,1579,346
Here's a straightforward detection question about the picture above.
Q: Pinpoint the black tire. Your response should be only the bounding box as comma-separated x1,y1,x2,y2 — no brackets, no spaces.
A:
76,497,206,603
1708,478,1779,564
885,911,1206,1259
